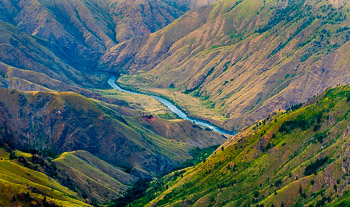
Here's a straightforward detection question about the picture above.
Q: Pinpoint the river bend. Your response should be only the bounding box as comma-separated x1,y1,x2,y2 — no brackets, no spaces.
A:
108,76,235,136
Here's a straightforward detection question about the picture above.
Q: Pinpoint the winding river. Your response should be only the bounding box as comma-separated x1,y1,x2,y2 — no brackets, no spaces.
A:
108,76,235,136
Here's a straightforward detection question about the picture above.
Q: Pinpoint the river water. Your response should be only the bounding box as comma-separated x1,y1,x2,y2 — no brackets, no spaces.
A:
108,76,235,136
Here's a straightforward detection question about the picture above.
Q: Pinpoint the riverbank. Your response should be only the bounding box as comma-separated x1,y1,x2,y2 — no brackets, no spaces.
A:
108,76,235,136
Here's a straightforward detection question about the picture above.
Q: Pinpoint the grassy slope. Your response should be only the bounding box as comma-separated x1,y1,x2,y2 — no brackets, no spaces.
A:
93,88,178,119
0,20,103,89
131,84,350,207
0,147,139,206
0,88,225,177
0,148,90,207
53,150,137,204
105,0,350,131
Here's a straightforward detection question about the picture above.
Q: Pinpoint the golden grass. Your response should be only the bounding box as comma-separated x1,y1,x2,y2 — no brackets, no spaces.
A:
0,150,90,206
93,88,176,117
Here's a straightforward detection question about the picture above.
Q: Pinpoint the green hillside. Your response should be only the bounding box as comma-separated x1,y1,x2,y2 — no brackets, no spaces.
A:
0,147,139,206
0,147,90,207
53,150,137,204
130,83,350,206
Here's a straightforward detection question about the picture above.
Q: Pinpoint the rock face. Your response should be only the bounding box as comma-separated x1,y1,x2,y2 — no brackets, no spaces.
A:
0,88,225,177
100,0,350,130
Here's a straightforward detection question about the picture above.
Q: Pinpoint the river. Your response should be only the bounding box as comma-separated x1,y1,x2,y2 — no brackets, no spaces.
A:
108,76,235,136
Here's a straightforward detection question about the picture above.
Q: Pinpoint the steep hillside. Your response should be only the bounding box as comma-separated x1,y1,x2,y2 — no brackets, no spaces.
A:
130,84,350,207
110,0,185,42
0,88,225,178
0,0,217,73
0,20,104,89
99,4,215,74
0,0,219,92
0,146,139,206
53,150,137,204
164,0,218,9
0,0,169,69
100,0,350,131
0,147,90,206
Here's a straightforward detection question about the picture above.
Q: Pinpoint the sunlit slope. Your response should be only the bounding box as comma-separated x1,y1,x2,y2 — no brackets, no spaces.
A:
0,147,137,206
0,148,90,207
131,84,350,206
53,150,137,203
101,0,350,131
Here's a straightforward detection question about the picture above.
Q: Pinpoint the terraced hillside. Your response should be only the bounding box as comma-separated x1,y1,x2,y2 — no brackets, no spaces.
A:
100,0,350,131
130,83,350,207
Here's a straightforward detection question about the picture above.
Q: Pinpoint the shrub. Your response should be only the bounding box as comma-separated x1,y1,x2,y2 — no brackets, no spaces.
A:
279,112,324,133
313,124,321,131
274,179,282,187
314,132,327,143
304,157,329,176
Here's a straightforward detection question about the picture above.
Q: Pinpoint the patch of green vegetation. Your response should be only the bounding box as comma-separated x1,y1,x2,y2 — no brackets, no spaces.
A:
278,110,324,133
157,113,177,120
108,179,150,207
329,192,350,206
222,61,231,73
313,132,327,143
176,145,220,169
256,0,307,34
304,156,329,176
